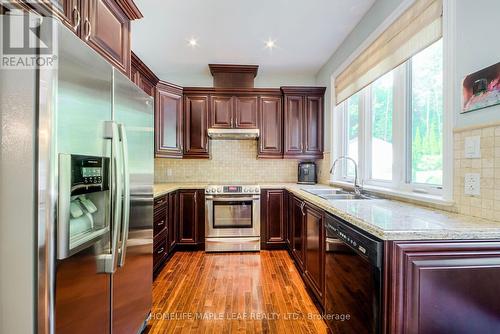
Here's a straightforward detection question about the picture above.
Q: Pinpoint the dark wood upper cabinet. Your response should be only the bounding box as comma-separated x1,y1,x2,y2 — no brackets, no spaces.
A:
84,0,131,75
304,203,324,304
210,95,233,128
261,189,287,249
184,94,209,158
258,96,283,158
304,96,324,156
284,95,304,155
207,91,260,130
177,190,204,245
282,87,325,159
155,82,183,158
131,51,159,96
234,96,258,128
28,0,143,75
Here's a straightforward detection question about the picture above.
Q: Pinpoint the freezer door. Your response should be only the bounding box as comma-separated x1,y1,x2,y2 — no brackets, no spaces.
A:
112,69,154,334
52,20,114,334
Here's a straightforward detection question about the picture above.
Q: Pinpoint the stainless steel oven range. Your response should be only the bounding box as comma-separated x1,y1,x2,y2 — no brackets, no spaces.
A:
205,185,261,252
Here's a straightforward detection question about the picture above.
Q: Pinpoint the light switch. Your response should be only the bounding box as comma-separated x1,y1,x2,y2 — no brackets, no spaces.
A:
167,168,173,177
464,173,480,196
464,136,481,158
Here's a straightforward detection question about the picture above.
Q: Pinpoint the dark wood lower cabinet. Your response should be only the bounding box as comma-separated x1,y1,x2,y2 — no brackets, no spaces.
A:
290,195,306,271
153,195,169,276
261,189,287,249
304,203,324,305
167,192,177,252
177,189,205,247
153,189,500,332
385,240,500,334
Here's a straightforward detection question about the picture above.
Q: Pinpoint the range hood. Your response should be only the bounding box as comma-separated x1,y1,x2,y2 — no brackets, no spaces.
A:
207,128,260,140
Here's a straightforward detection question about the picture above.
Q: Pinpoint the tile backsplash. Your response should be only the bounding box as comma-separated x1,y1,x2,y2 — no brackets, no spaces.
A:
453,125,500,221
155,140,330,184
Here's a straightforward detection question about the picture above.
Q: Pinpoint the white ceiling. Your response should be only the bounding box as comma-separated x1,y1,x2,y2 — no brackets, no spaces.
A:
131,0,375,85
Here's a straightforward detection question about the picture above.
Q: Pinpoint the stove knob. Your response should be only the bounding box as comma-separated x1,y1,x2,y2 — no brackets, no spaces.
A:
243,187,249,193
217,187,222,193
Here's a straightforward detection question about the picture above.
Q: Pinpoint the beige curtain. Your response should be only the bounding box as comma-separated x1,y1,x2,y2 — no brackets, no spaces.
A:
335,0,443,105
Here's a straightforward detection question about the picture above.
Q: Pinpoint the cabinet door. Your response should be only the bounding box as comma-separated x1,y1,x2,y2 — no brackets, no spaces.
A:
178,190,198,244
304,96,323,158
210,95,233,128
388,241,500,334
258,96,283,158
284,95,304,156
304,203,324,303
155,86,183,158
184,95,209,158
234,96,258,128
261,190,286,248
83,0,131,74
167,192,177,252
291,196,305,270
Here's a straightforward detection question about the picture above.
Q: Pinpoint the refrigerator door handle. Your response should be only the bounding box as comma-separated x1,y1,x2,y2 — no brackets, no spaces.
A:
118,123,130,267
102,121,123,273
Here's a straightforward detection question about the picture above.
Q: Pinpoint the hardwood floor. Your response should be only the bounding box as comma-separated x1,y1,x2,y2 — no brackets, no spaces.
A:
147,250,328,334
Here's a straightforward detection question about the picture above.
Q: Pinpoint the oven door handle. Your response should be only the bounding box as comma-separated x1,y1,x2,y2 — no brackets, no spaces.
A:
206,196,259,202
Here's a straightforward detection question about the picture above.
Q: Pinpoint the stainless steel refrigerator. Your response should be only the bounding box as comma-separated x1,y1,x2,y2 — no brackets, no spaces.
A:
0,14,153,334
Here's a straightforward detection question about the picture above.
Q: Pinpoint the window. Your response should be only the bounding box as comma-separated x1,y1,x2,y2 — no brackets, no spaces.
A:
370,71,393,181
335,40,444,195
410,39,443,185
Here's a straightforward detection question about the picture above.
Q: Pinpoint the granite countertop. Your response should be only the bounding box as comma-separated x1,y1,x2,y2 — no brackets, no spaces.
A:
153,183,500,241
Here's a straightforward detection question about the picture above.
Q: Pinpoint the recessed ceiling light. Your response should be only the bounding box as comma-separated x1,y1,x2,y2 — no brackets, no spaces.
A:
187,38,198,47
265,39,276,49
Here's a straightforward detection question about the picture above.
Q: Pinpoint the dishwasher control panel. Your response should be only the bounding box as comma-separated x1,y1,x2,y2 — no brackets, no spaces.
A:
326,214,383,268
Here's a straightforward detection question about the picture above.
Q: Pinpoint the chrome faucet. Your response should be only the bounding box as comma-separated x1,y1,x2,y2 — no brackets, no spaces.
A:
329,156,362,196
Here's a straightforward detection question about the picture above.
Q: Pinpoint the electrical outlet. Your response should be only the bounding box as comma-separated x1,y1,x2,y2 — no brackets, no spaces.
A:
464,136,481,158
166,168,172,177
464,173,480,196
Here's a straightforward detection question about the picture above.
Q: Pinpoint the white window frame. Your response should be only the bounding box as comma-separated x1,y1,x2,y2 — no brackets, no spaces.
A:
335,54,444,196
329,0,455,204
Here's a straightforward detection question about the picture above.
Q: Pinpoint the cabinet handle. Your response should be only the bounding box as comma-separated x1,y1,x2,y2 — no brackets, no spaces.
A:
84,18,91,41
158,220,165,226
300,202,306,216
72,7,81,31
156,199,164,205
194,192,197,206
157,247,164,254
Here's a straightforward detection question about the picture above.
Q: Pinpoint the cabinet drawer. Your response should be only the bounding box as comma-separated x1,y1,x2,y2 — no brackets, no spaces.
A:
153,211,167,236
154,195,167,209
154,228,167,247
153,240,168,271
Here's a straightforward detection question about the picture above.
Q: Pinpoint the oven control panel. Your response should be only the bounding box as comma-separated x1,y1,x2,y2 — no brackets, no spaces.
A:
205,185,261,195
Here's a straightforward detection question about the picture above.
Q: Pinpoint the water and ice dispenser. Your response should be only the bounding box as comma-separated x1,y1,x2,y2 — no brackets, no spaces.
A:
57,154,111,259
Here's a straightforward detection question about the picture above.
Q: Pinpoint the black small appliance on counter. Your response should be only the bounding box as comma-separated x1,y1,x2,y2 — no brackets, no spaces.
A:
298,161,317,184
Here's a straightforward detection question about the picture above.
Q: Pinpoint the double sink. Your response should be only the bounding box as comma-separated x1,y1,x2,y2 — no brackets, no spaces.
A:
302,188,377,201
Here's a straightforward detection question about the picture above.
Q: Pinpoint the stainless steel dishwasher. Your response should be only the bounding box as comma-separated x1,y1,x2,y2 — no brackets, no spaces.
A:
324,213,383,334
